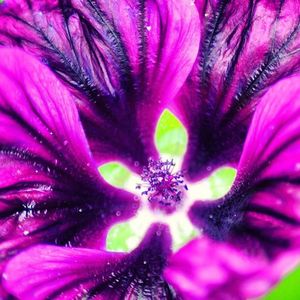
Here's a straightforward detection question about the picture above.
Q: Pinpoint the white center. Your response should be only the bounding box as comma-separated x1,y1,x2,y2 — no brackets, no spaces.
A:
116,156,222,251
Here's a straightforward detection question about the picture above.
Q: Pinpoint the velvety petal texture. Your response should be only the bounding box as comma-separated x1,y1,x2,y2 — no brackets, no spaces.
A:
0,48,138,267
165,237,300,300
187,75,300,298
4,224,177,300
0,0,200,170
174,0,300,180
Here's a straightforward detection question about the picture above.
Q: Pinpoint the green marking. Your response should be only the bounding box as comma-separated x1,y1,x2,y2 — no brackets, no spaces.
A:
106,222,135,252
106,216,199,253
98,162,131,188
106,214,149,253
155,109,188,157
208,167,237,198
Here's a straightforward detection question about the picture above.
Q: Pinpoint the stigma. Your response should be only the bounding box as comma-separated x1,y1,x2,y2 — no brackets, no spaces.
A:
136,158,188,214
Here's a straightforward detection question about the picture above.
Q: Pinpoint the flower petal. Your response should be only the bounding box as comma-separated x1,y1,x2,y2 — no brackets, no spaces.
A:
190,75,300,261
0,48,138,263
0,0,200,170
165,237,300,300
175,0,300,180
4,224,175,300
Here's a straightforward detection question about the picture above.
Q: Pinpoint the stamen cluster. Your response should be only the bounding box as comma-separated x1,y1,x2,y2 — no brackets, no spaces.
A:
137,158,188,214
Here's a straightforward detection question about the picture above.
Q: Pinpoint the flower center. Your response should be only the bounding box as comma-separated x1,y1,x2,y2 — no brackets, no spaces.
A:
136,158,188,214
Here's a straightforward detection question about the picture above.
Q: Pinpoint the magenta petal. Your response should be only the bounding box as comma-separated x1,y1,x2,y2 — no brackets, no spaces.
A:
4,224,175,300
175,0,300,180
190,75,300,258
165,237,300,300
0,0,200,170
0,48,138,264
3,245,125,300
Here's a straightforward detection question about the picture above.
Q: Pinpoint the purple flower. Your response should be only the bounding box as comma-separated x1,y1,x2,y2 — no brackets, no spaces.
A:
1,0,300,300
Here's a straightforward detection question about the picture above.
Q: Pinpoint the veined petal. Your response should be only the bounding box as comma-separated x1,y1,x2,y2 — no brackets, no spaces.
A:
175,0,300,180
0,48,138,266
0,0,200,171
188,75,300,298
4,224,176,300
165,237,300,300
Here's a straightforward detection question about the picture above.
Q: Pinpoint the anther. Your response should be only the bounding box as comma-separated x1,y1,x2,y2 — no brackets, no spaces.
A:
136,158,188,214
